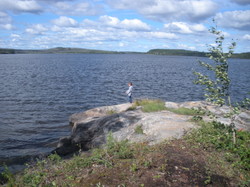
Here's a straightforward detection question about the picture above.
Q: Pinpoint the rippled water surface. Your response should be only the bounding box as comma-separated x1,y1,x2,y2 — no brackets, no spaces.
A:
0,54,249,171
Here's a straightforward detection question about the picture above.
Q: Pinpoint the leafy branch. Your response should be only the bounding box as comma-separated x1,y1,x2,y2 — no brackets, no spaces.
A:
193,24,236,106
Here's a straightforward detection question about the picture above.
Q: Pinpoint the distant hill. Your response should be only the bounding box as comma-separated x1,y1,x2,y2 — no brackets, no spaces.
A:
147,49,250,59
232,52,250,59
0,48,15,54
0,47,249,59
0,47,125,54
147,49,207,57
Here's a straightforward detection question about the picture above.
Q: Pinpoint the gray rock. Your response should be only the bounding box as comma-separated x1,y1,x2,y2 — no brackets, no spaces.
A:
234,111,250,131
165,102,179,109
55,101,250,156
53,137,79,155
69,103,132,126
216,117,232,126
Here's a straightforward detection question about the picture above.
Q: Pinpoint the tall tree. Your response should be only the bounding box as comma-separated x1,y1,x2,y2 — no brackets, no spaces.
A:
194,24,236,106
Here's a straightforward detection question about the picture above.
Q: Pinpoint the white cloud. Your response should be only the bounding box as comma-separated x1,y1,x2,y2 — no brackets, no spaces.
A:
118,30,139,38
119,42,125,47
66,28,89,37
162,44,170,48
121,19,150,31
107,0,154,9
26,24,48,34
33,20,176,49
99,15,120,27
197,43,206,48
63,27,118,42
210,43,217,47
1,23,13,30
11,34,21,38
51,25,61,32
36,0,73,2
107,0,218,22
149,32,178,39
215,10,250,30
243,34,250,40
53,1,101,16
178,43,196,50
231,0,250,5
52,16,78,27
99,15,150,31
0,11,14,30
221,31,231,38
10,33,21,42
15,13,178,50
0,0,42,14
164,22,207,34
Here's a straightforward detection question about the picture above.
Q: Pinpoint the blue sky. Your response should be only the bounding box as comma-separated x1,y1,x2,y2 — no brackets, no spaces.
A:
0,0,250,52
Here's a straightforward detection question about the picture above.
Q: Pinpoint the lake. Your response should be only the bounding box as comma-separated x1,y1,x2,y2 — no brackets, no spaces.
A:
0,54,249,172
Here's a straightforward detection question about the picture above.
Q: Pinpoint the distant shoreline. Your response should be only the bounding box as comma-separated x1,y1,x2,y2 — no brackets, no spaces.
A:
1,47,250,59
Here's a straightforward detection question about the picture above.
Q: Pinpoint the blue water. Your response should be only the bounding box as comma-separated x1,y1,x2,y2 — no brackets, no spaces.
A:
0,54,249,171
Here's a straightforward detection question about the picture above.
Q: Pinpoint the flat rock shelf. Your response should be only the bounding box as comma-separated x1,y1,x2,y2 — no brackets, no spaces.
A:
54,101,250,156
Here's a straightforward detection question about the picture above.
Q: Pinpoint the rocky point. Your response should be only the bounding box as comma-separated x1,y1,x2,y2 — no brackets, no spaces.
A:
54,101,250,156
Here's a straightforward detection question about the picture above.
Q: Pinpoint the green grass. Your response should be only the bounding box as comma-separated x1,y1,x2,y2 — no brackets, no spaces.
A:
134,125,144,134
186,119,250,178
133,99,166,112
166,107,205,115
127,105,137,111
106,132,134,159
131,99,205,115
106,109,117,115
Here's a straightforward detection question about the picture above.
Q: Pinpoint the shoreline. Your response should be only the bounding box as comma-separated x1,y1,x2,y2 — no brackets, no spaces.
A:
55,100,250,156
2,99,249,186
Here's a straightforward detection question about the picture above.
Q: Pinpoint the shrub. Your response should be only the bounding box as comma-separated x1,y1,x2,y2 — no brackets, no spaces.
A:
193,23,236,106
106,133,134,159
48,153,61,163
186,121,250,171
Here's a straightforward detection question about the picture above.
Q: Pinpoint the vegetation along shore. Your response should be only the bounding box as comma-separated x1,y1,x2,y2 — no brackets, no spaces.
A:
1,47,250,59
1,100,249,186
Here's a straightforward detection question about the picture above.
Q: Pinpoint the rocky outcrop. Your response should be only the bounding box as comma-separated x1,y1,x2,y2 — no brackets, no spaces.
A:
54,101,250,156
69,103,131,126
165,101,250,130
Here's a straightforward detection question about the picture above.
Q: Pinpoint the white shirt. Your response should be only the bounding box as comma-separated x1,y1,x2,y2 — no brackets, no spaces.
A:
126,86,133,96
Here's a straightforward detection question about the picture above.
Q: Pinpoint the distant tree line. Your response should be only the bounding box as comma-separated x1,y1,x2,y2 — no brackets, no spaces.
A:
0,47,250,59
147,49,250,59
147,49,207,57
0,48,15,54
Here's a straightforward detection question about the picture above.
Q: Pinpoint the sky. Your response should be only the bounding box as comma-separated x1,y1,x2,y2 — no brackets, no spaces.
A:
0,0,250,52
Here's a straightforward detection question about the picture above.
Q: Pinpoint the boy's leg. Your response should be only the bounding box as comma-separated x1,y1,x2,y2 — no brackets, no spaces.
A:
129,96,132,103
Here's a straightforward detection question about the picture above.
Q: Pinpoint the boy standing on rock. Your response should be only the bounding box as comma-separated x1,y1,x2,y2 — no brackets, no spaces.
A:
126,82,133,103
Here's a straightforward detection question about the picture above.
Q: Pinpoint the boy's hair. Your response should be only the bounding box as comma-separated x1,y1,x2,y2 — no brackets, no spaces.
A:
128,82,133,86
